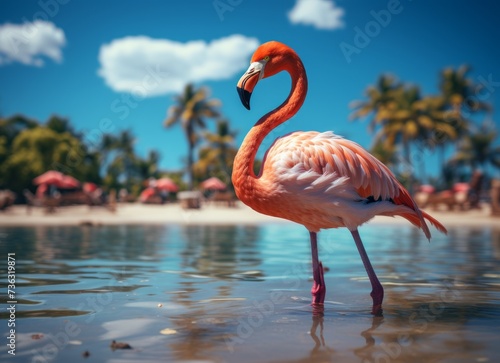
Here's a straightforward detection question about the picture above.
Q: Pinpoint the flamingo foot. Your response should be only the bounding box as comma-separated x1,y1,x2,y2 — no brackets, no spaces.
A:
370,285,384,316
311,261,326,305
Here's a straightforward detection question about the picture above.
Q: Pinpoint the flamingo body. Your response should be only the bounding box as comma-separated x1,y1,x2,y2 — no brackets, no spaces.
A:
235,130,445,235
232,41,446,314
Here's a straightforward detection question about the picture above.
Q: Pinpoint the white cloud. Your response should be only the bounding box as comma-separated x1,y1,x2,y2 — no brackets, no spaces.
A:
98,34,259,97
288,0,345,30
0,21,66,66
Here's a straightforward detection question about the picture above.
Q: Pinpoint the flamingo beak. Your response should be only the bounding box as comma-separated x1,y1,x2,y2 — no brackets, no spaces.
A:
236,61,266,110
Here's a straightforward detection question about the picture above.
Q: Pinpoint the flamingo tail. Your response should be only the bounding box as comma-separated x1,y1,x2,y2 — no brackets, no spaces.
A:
381,209,447,241
421,210,448,236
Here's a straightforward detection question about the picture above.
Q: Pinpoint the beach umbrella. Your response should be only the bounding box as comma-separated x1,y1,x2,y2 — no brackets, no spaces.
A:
453,183,470,192
33,170,80,189
83,182,98,193
139,187,157,202
58,175,80,189
33,170,65,186
418,184,435,193
155,177,178,192
36,183,48,198
201,177,226,191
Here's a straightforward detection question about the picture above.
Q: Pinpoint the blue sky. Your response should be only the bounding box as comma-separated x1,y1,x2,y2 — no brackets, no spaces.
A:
1,0,499,179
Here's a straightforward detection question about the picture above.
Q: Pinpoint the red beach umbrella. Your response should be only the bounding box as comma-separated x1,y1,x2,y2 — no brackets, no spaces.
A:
33,170,80,189
58,175,80,189
155,177,178,192
83,182,98,193
33,170,65,186
201,177,226,191
453,183,470,192
139,187,157,202
419,184,435,193
36,183,48,198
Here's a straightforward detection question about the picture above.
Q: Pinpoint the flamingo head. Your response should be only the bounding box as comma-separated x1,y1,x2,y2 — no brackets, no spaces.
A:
237,41,296,110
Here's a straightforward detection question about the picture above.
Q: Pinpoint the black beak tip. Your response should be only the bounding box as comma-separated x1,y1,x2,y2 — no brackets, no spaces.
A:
237,87,251,110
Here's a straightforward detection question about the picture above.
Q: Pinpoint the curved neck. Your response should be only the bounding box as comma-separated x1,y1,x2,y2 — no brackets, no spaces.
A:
234,56,308,181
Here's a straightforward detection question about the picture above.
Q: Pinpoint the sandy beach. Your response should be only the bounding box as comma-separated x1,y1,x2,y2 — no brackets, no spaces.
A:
0,201,498,228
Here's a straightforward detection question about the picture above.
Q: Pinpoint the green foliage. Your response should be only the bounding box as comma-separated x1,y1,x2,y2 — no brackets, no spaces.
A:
164,84,220,190
0,115,38,160
98,130,155,192
370,139,398,168
0,126,86,194
351,65,496,185
46,115,79,137
0,115,157,198
0,88,229,199
439,65,491,114
194,119,238,186
450,121,500,170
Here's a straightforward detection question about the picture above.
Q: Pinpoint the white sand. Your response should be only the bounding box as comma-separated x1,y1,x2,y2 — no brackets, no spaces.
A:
0,201,498,229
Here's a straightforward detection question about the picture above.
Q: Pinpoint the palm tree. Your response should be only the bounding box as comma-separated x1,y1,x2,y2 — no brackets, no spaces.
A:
352,78,429,187
351,77,431,174
418,95,469,170
374,86,443,183
46,115,79,137
450,120,500,172
99,129,138,191
137,150,160,181
350,74,400,133
194,119,237,185
352,76,469,187
439,65,490,116
437,65,498,181
164,84,220,190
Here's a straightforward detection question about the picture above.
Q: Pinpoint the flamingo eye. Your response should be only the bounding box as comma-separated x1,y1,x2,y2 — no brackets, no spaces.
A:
263,56,270,62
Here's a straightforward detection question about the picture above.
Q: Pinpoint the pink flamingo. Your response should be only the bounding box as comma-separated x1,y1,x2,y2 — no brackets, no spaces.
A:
232,41,447,315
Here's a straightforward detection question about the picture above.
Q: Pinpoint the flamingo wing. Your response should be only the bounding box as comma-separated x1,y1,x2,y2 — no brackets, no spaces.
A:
264,131,446,238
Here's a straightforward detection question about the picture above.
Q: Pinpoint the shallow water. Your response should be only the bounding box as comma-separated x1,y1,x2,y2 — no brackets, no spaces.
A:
1,223,499,363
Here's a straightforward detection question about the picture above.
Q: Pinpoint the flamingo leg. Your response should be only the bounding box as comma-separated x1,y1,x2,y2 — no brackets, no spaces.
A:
351,229,384,315
310,231,326,305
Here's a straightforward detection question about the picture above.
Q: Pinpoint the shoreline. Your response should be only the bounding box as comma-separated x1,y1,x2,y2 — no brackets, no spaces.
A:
0,202,498,229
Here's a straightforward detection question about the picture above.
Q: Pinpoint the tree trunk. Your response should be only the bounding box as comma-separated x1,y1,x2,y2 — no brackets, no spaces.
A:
439,145,446,179
219,144,230,184
187,141,194,191
419,152,426,185
403,141,415,194
185,124,195,191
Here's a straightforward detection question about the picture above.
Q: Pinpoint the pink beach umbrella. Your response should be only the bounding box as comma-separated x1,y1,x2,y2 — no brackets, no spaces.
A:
419,184,436,194
139,187,157,202
33,170,65,186
33,170,80,189
201,177,226,191
453,183,470,192
83,182,98,193
58,175,80,189
155,178,178,192
36,183,48,198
